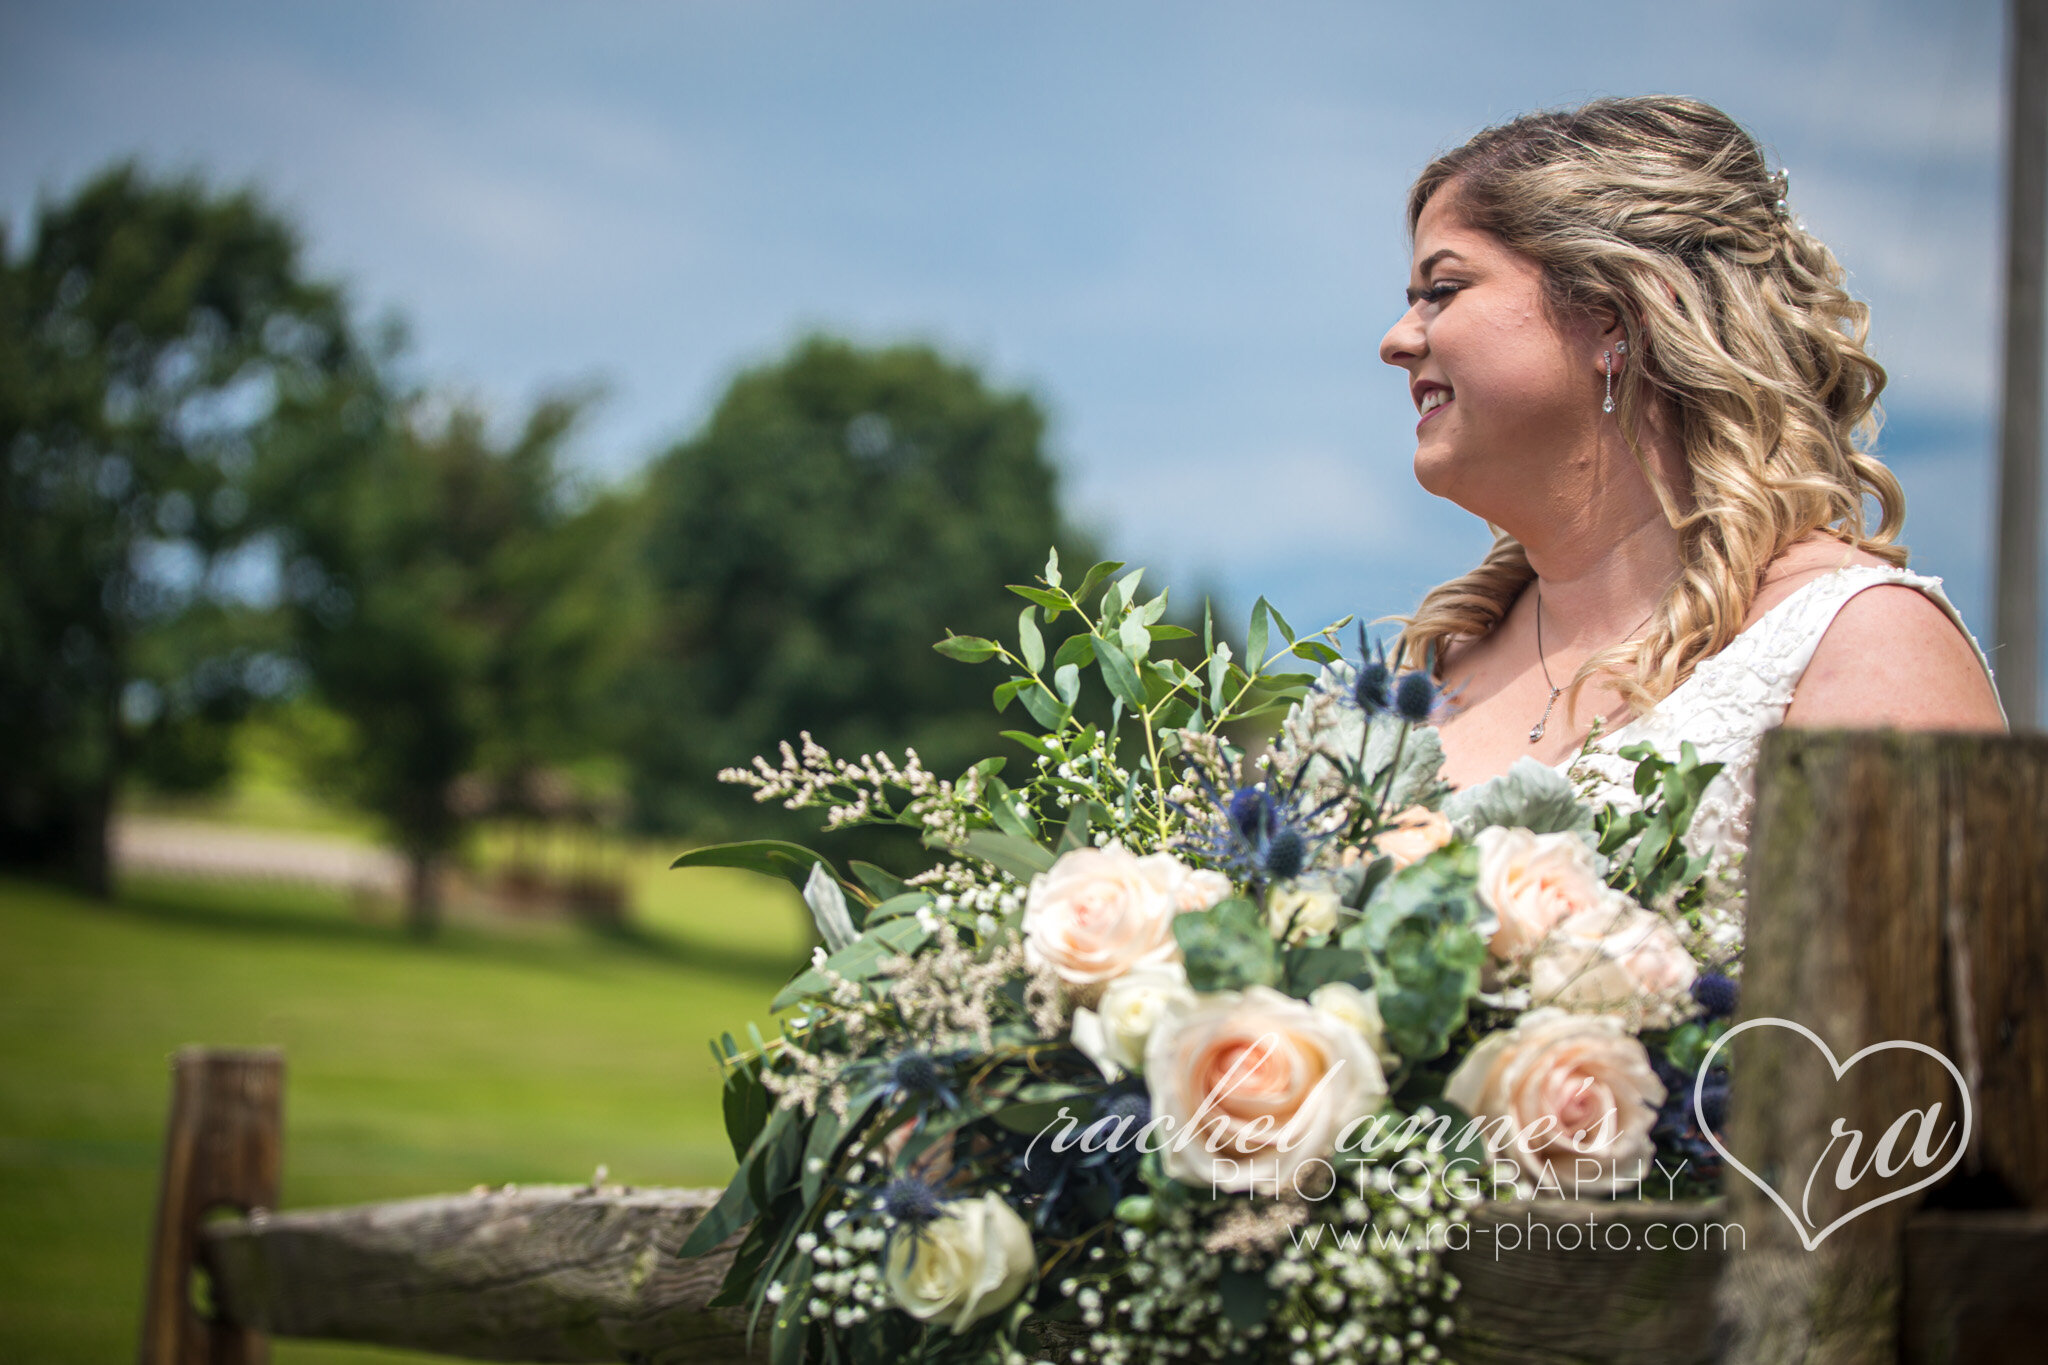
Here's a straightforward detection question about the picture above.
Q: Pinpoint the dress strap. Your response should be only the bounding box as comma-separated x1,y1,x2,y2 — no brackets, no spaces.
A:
1742,564,2009,730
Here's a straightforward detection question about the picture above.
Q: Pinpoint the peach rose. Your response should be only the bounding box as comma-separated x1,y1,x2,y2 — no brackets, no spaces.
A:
1528,902,1699,1028
1475,826,1611,961
1135,852,1233,913
1023,844,1180,989
1371,805,1455,869
1147,985,1387,1192
1445,1008,1666,1198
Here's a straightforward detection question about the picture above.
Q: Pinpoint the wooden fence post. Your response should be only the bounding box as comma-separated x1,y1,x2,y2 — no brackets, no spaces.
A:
1720,730,2048,1364
139,1047,284,1365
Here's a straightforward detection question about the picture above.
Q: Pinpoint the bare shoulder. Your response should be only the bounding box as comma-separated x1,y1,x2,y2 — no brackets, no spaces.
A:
1746,534,1894,624
1783,581,2006,731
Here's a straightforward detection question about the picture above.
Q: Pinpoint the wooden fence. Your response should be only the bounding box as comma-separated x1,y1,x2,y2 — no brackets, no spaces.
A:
137,731,2048,1364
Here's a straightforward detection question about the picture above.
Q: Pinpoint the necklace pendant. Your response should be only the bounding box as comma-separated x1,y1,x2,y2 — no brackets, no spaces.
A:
1529,686,1562,744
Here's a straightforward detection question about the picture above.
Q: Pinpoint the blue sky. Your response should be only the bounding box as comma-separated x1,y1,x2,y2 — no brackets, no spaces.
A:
1,1,2025,687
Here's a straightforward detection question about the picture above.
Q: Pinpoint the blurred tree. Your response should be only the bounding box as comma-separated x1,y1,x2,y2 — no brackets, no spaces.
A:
0,163,364,894
259,393,649,935
629,335,1094,858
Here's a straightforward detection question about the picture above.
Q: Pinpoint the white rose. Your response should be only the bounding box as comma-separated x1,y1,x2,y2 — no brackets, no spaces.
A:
1147,985,1388,1192
1023,844,1180,990
1265,875,1343,944
1070,962,1195,1080
885,1192,1037,1333
1475,826,1612,961
1309,981,1401,1073
1445,1008,1666,1198
1527,901,1699,1028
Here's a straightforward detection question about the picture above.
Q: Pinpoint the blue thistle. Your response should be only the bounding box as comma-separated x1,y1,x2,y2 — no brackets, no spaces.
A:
1260,827,1306,882
1650,1057,1730,1185
1691,972,1739,1020
879,1176,945,1229
1227,786,1267,840
1007,1084,1150,1235
1085,1091,1150,1147
871,1048,965,1113
1175,768,1334,893
1347,626,1395,715
1393,670,1439,724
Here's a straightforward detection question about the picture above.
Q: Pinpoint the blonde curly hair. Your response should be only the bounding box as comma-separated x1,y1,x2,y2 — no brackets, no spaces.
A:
1388,96,1906,721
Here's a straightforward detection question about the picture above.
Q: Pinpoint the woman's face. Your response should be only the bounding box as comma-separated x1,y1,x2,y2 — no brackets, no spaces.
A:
1378,190,1610,521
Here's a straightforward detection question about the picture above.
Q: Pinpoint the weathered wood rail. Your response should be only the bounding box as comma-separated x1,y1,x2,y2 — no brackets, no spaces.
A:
140,731,2048,1364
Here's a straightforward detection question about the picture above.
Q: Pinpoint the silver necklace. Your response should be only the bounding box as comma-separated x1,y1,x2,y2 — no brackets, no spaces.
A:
1530,584,1657,744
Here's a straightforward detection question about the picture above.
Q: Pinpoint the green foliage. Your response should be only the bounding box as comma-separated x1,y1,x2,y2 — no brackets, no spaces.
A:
1173,897,1279,992
0,162,361,891
1594,740,1724,911
1441,755,1595,840
1655,1017,1730,1076
1342,844,1488,1066
626,336,1095,857
672,839,840,891
768,913,932,1011
258,393,651,930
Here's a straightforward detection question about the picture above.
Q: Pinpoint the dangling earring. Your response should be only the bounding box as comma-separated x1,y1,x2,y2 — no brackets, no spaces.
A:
1602,340,1627,415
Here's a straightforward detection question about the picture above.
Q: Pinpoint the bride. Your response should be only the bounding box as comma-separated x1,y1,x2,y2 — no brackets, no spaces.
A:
1377,96,2008,867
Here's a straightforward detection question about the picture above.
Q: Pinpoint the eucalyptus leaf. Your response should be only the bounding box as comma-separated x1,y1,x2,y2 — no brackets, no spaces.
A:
1072,559,1126,607
1008,584,1068,614
1282,945,1372,995
1019,606,1045,672
1173,898,1280,992
1092,631,1148,711
1118,614,1151,664
1266,599,1296,644
1002,729,1061,759
1341,847,1487,1064
934,634,999,663
1052,631,1095,671
1016,680,1070,730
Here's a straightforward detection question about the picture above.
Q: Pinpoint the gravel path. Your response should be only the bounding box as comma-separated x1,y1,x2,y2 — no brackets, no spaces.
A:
112,816,407,897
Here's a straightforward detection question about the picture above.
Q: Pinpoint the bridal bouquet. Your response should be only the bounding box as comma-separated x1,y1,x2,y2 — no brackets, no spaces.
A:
675,551,1745,1365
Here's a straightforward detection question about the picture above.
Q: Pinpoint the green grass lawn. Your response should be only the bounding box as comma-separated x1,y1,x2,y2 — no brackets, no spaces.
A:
0,860,811,1363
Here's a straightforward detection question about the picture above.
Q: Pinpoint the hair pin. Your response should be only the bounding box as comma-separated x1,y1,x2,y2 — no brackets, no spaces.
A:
1767,167,1792,220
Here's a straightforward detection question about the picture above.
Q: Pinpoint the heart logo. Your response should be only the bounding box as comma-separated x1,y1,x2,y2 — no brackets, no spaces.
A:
1696,1017,1972,1251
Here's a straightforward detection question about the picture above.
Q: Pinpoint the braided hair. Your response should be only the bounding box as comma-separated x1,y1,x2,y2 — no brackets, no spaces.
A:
1387,96,1905,723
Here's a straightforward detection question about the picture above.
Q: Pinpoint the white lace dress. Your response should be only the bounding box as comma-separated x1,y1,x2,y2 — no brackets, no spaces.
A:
1549,564,2009,872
